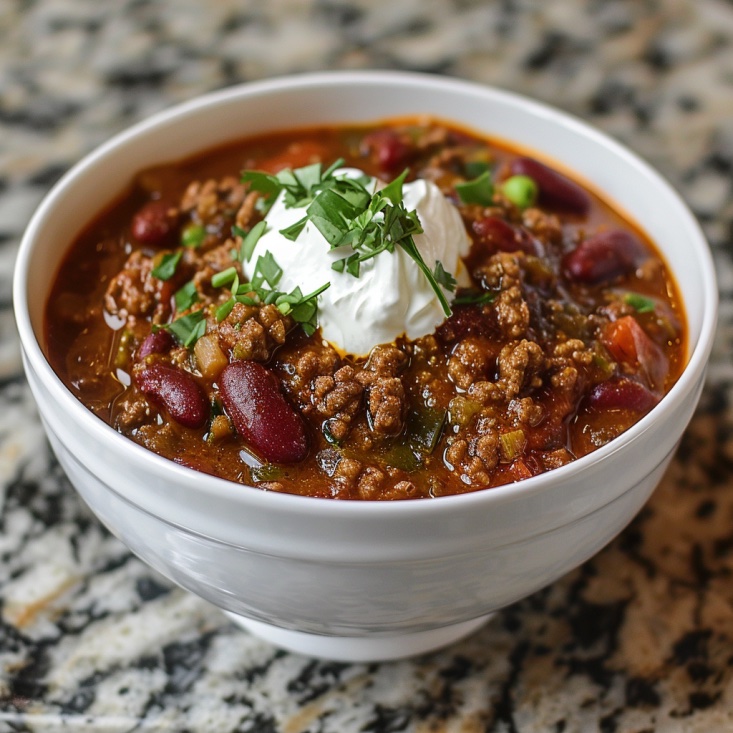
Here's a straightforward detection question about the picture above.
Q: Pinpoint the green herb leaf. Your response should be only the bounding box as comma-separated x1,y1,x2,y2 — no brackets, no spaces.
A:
163,309,206,347
464,159,491,179
241,157,351,213
623,292,656,313
234,220,268,263
289,282,330,334
240,170,282,209
280,216,309,241
455,170,494,206
379,169,408,205
174,280,199,312
452,289,498,306
433,260,457,293
151,250,182,281
253,251,283,288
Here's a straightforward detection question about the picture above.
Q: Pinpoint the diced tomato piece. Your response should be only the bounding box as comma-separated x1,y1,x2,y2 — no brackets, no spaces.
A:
602,316,669,391
526,388,576,451
507,458,534,481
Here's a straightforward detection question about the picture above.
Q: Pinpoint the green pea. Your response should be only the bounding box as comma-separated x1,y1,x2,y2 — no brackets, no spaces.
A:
181,223,206,248
501,175,538,209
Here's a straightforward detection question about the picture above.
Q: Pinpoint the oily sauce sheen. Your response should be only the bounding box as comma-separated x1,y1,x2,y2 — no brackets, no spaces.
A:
45,118,686,499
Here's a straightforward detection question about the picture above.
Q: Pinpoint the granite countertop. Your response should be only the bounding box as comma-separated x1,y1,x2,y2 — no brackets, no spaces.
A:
2,1,733,730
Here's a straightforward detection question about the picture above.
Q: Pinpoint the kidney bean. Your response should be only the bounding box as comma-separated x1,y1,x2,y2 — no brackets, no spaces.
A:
471,216,543,257
361,130,411,174
137,330,175,361
219,360,307,464
510,157,590,215
131,200,178,246
136,363,209,429
563,230,647,285
588,378,659,412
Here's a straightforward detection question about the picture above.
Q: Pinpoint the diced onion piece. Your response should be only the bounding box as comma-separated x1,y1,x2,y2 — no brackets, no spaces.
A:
194,333,228,379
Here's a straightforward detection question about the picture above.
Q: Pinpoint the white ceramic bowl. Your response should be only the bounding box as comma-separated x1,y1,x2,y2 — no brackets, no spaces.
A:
14,71,717,662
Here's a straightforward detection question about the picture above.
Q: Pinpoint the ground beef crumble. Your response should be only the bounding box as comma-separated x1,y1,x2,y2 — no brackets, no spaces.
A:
312,365,364,441
105,251,173,324
216,302,291,362
357,345,408,436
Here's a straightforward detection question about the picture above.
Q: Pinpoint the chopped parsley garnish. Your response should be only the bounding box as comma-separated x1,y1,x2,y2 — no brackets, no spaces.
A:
174,280,199,312
244,163,456,318
151,250,182,281
252,250,283,288
433,261,457,293
233,220,267,264
455,170,494,206
275,283,331,336
210,247,330,337
156,309,206,348
624,292,656,313
464,159,491,179
241,158,358,213
452,289,498,306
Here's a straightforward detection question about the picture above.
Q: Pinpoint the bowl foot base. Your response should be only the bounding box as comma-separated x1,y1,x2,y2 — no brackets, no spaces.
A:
224,612,494,662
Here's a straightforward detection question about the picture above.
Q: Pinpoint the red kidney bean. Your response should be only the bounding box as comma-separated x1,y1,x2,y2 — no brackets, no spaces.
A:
219,360,307,464
137,330,174,361
361,130,411,174
136,363,209,429
471,216,543,257
588,378,659,412
510,157,590,215
563,230,647,285
131,200,178,246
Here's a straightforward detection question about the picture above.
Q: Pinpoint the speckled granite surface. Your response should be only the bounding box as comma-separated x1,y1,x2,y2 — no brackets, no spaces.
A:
2,1,733,730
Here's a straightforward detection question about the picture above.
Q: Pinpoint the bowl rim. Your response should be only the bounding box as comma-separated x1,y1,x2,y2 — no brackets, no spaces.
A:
13,69,719,517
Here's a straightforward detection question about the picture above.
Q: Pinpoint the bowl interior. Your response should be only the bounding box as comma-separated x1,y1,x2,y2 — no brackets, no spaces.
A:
12,71,719,557
21,73,712,366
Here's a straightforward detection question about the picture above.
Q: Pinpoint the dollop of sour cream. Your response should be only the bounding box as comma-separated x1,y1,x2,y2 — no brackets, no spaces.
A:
243,170,470,356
